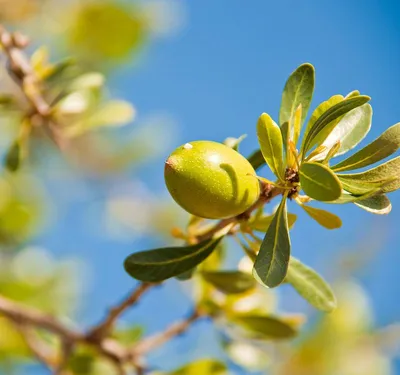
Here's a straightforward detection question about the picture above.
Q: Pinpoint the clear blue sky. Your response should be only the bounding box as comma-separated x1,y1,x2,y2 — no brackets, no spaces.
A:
33,1,400,373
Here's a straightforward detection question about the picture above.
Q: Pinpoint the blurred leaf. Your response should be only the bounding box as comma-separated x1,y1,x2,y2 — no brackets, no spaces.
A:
337,156,400,193
354,194,392,215
168,359,227,375
124,238,222,282
201,270,256,294
279,63,314,130
223,134,247,151
248,212,297,232
300,204,342,229
299,162,342,201
176,268,196,281
302,95,371,155
113,325,143,345
247,149,265,171
70,72,105,91
257,113,285,181
4,141,21,172
253,195,290,288
317,104,372,159
286,257,337,312
332,122,400,172
230,313,297,339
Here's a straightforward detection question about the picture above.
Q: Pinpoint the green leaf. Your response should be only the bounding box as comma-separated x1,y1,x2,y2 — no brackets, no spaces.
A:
345,90,360,98
246,149,265,171
336,156,400,193
223,134,247,151
253,195,290,288
169,359,227,375
248,212,297,232
279,63,315,128
257,113,285,181
332,122,400,172
337,177,390,195
124,238,222,282
201,270,256,294
5,141,21,172
286,257,337,312
327,188,382,204
354,194,392,215
230,314,297,340
299,204,342,229
301,95,344,153
299,162,342,201
315,104,372,160
302,95,371,156
113,325,144,345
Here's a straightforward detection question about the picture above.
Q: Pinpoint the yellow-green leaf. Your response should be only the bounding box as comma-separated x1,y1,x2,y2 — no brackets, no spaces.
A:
201,270,256,294
300,204,342,229
253,195,290,288
354,194,392,215
168,359,227,375
286,257,337,312
279,63,315,128
248,213,297,232
299,162,342,201
332,122,400,172
257,113,285,181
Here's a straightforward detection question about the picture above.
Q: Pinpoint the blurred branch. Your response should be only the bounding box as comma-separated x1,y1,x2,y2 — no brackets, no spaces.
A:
0,24,67,150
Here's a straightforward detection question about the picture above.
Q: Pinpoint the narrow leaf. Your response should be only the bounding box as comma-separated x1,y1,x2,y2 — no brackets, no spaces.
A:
279,63,315,128
257,113,285,181
169,359,227,375
248,213,297,232
286,257,337,312
345,90,360,98
355,194,392,215
201,270,256,294
332,122,400,172
223,134,247,151
299,162,342,201
300,204,342,229
292,104,303,147
316,104,372,159
337,156,400,193
253,195,290,288
124,238,222,282
327,188,382,204
5,141,21,172
302,95,371,155
338,177,390,195
231,314,297,339
247,149,265,171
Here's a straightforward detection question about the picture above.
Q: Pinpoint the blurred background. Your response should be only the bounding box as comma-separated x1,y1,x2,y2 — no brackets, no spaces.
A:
0,0,399,374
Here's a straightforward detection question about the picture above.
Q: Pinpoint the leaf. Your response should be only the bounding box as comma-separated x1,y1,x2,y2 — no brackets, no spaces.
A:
89,100,135,127
345,90,360,98
201,270,256,294
302,95,371,155
247,149,265,171
257,113,285,181
337,177,390,195
300,204,342,229
286,257,337,312
5,141,21,172
279,63,315,128
299,162,342,201
253,195,290,288
248,213,297,232
292,104,303,147
316,104,372,160
230,314,297,339
223,134,247,151
327,188,382,204
332,122,400,172
124,238,222,282
355,194,392,215
169,359,227,375
301,95,344,153
336,156,400,193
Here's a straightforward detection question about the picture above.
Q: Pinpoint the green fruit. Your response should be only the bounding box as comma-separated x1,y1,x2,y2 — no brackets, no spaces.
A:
164,141,260,219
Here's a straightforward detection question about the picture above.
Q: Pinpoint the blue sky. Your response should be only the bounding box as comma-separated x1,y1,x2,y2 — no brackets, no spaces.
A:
30,1,400,373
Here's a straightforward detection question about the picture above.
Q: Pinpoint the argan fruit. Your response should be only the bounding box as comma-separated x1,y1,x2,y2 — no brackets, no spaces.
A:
164,141,260,219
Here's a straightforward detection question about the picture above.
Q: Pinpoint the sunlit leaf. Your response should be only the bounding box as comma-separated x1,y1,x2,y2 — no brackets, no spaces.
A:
355,194,392,215
286,257,336,312
230,313,297,339
332,122,400,172
279,63,314,129
337,156,400,193
345,90,360,98
302,95,371,155
299,204,342,229
316,104,372,160
248,212,297,232
201,270,256,294
338,177,390,195
257,113,285,181
168,359,227,375
253,195,290,288
124,238,222,282
327,188,382,204
299,162,342,201
223,134,247,151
